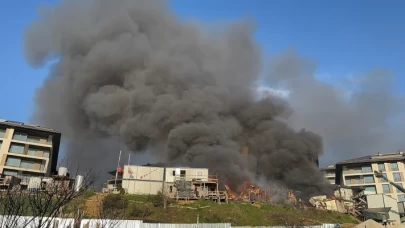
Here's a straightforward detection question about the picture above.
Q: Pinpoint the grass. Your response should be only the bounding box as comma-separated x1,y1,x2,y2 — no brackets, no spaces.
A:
82,194,359,226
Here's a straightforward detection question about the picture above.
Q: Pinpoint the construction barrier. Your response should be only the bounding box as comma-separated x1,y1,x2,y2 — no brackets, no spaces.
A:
0,216,75,228
0,216,341,228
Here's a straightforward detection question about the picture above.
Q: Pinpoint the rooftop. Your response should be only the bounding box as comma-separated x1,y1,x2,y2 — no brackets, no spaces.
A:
336,151,405,165
320,165,335,171
0,119,60,134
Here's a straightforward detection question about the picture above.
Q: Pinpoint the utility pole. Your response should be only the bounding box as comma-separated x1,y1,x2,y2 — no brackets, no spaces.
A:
163,167,167,209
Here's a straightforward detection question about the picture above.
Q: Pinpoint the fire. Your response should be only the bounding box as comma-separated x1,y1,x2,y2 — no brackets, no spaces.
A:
225,181,264,201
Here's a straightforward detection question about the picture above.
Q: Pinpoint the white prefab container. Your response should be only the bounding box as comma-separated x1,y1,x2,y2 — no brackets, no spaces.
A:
164,167,209,183
123,165,164,181
28,177,42,190
75,175,84,192
122,179,164,195
58,167,68,176
366,194,400,223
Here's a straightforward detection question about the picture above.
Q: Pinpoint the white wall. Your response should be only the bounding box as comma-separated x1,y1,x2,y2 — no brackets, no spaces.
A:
165,167,209,182
123,165,164,181
367,194,401,223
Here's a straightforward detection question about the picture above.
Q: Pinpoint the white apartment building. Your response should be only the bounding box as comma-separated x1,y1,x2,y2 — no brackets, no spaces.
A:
335,151,405,202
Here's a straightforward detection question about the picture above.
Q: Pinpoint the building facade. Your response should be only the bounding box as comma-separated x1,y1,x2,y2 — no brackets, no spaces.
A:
335,151,405,202
321,165,336,184
0,120,61,186
105,164,225,200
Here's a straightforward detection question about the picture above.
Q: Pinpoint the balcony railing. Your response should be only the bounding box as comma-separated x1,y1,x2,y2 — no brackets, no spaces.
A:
4,163,46,172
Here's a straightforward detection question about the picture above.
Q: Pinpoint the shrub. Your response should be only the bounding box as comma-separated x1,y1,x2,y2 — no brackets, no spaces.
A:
101,194,129,219
127,205,153,218
147,191,172,207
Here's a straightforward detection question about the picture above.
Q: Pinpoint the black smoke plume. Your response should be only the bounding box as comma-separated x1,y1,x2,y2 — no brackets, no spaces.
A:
24,0,333,197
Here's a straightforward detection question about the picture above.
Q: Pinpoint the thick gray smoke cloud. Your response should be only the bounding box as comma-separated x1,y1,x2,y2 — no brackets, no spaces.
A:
24,0,333,197
265,50,405,166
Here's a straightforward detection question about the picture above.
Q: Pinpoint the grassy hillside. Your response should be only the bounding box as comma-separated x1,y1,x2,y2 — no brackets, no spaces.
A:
80,193,359,226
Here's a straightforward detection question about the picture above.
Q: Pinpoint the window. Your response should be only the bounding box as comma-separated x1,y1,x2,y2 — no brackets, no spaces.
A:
393,173,402,182
345,179,351,185
43,151,50,158
9,143,24,154
21,160,35,169
391,163,399,171
378,163,386,171
27,136,41,143
6,157,21,167
13,132,27,141
382,184,391,193
172,171,176,176
180,170,186,177
362,166,372,173
0,129,5,138
27,148,37,156
364,186,377,194
169,186,173,193
398,195,405,202
3,170,18,176
0,140,2,150
364,175,375,183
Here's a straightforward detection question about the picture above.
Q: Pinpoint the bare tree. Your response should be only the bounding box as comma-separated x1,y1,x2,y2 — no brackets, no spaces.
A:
0,186,31,228
80,193,128,228
0,165,98,228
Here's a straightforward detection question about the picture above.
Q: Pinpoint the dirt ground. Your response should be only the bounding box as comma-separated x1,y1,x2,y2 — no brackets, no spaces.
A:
84,193,105,218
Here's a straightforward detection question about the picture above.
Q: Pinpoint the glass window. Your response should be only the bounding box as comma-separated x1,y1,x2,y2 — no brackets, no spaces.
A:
27,148,37,156
364,186,377,194
362,166,372,173
13,132,27,141
382,184,391,193
378,164,386,171
391,163,399,171
43,151,50,158
0,140,2,150
27,136,41,143
6,157,21,167
346,179,351,184
364,175,375,183
20,160,35,169
0,129,5,138
3,170,18,176
393,173,402,182
9,143,24,154
398,195,405,202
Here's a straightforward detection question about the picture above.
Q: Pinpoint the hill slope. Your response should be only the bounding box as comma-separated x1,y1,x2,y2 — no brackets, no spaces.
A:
81,194,359,226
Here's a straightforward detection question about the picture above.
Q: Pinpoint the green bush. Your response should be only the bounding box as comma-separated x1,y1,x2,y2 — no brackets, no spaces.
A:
102,194,129,219
127,205,153,218
147,191,172,207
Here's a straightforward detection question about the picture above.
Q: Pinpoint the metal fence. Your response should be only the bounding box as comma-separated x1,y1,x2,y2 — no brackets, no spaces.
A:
0,216,75,228
0,216,340,228
141,223,231,228
232,224,341,228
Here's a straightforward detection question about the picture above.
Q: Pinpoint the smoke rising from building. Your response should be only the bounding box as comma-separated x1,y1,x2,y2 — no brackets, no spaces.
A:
24,0,333,197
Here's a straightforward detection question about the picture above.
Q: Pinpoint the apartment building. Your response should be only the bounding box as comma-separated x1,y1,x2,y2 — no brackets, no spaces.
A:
0,119,61,185
321,165,336,184
335,151,405,202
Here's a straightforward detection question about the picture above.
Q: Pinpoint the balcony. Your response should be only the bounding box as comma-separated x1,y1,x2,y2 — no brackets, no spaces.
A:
3,163,46,173
7,151,49,161
12,133,52,147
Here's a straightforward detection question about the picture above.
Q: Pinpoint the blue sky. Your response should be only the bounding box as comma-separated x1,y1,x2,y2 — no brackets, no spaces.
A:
1,0,404,125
